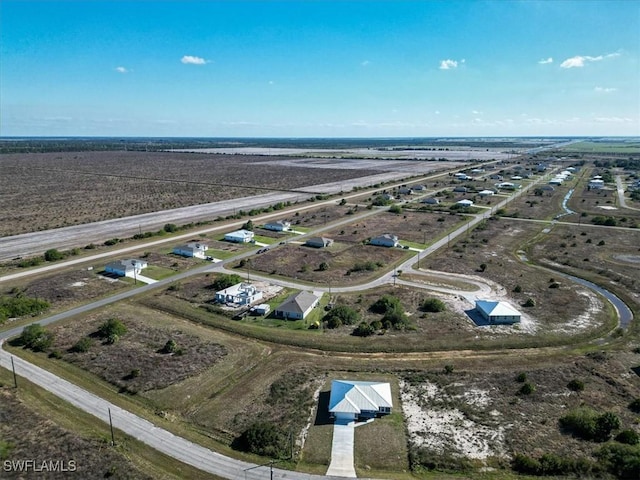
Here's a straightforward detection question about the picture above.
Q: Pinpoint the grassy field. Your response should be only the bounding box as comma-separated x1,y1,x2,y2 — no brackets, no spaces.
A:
559,141,640,154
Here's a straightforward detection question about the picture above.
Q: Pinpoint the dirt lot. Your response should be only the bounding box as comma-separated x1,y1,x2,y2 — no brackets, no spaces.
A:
45,305,227,393
3,267,128,314
0,386,152,480
528,223,640,309
0,151,382,236
422,218,612,336
401,350,640,470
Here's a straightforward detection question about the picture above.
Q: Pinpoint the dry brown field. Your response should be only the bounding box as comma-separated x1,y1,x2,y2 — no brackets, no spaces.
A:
0,151,381,236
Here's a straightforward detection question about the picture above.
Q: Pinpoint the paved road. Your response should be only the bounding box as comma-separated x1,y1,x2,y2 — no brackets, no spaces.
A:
5,166,628,480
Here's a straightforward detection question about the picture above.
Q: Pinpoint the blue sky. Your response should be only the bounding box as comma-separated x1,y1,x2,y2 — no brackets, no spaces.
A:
1,0,639,137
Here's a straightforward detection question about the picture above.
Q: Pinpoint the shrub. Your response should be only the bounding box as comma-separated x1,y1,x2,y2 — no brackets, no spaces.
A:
17,324,53,352
519,382,536,395
443,364,455,374
44,248,64,261
0,296,50,324
629,398,640,413
69,337,93,353
596,443,640,479
241,220,254,231
323,305,360,327
97,318,127,340
211,274,242,291
353,322,375,337
235,422,288,458
515,372,527,383
160,339,178,354
163,223,178,232
318,262,329,271
560,407,620,442
421,298,446,313
567,379,585,392
513,285,522,293
523,298,535,307
389,204,402,214
370,295,401,314
598,240,606,246
615,430,640,445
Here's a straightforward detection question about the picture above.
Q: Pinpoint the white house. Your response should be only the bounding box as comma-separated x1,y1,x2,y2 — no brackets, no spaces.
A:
496,182,517,190
251,304,271,316
215,282,263,306
549,178,564,186
478,190,495,197
588,179,605,189
475,300,521,324
105,259,148,277
224,229,254,243
456,199,474,207
173,241,208,258
369,234,399,248
263,220,291,232
328,380,393,421
305,237,334,248
274,291,321,320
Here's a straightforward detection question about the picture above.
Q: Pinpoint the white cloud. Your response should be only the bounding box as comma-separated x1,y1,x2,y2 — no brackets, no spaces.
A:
361,60,371,67
594,86,617,93
181,55,208,65
472,110,482,115
115,66,128,73
560,52,620,68
594,116,632,123
538,57,553,64
439,59,458,70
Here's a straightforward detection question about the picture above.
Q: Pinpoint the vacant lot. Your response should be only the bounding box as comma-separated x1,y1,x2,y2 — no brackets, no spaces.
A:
422,218,613,337
45,305,227,393
0,151,382,236
0,386,153,480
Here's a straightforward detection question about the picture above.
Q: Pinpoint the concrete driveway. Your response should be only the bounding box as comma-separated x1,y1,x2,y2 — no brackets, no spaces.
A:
326,419,357,477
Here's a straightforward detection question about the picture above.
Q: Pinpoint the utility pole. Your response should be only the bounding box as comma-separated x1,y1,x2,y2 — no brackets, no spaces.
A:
108,408,116,446
11,357,17,388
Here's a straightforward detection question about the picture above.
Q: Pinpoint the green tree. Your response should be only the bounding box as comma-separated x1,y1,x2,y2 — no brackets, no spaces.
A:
69,337,93,353
163,223,178,232
242,220,254,231
18,324,53,352
323,305,360,327
211,274,242,291
421,298,446,313
353,321,375,337
44,248,64,262
97,318,127,340
370,295,401,314
161,339,178,354
235,422,288,458
318,262,329,271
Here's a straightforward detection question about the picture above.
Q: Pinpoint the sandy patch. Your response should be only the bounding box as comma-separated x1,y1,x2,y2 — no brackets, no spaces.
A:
400,379,507,461
597,205,618,210
549,289,603,334
69,281,87,287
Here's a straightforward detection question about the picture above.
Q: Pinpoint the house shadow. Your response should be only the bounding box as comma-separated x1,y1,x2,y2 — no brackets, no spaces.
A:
313,391,332,426
631,366,640,378
465,308,492,327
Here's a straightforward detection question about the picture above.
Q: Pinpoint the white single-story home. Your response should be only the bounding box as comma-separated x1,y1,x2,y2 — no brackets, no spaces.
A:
422,197,440,205
380,193,395,201
274,291,321,320
215,282,263,306
478,190,495,197
328,380,393,421
224,229,255,243
549,178,564,186
496,182,517,190
511,175,523,180
173,241,208,258
456,199,474,207
453,186,468,193
475,300,521,324
105,259,148,277
589,179,605,189
263,220,291,232
369,234,399,248
490,174,503,180
305,237,334,248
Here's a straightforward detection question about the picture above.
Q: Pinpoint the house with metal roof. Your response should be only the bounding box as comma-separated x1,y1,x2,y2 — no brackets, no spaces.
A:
305,237,334,248
224,229,255,243
105,259,148,277
173,241,208,258
328,380,393,421
475,300,521,325
274,291,321,320
263,220,291,232
369,234,399,248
